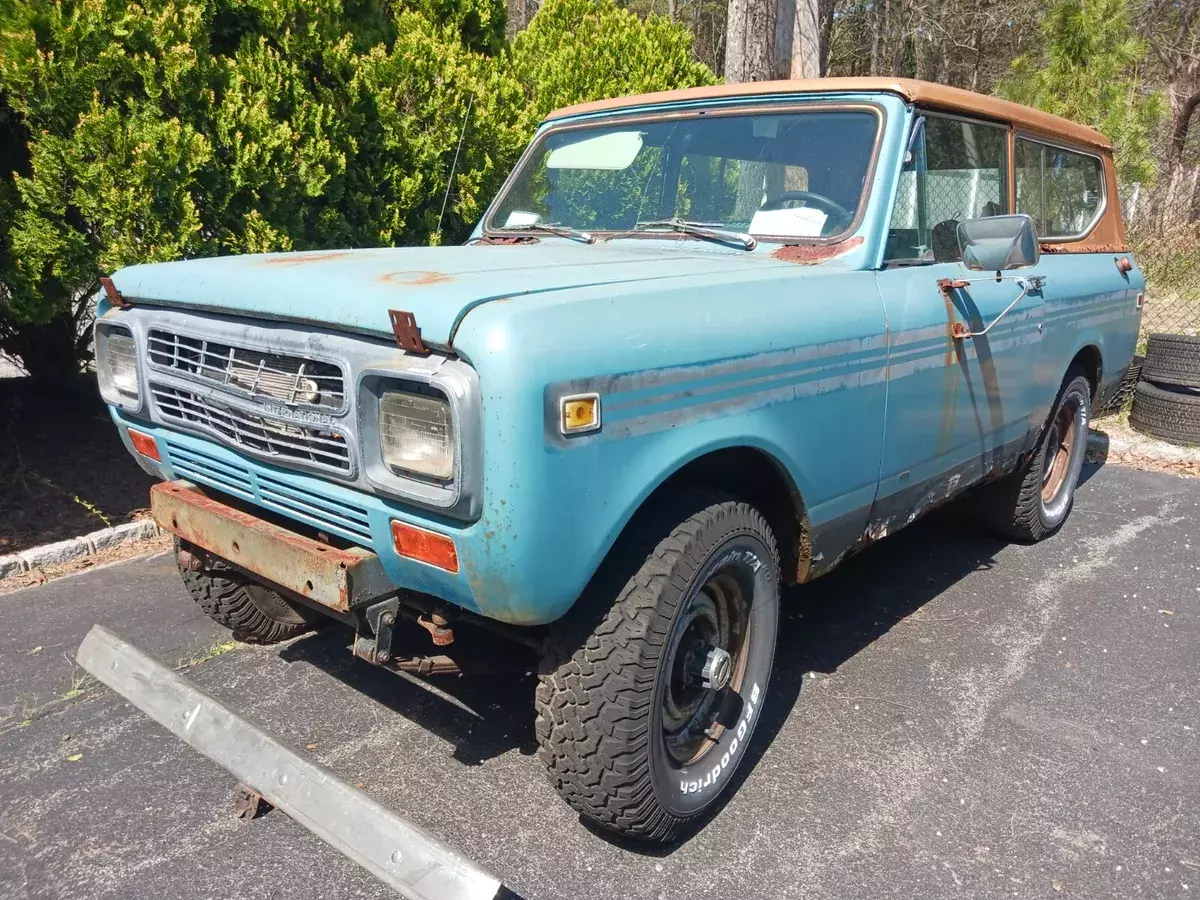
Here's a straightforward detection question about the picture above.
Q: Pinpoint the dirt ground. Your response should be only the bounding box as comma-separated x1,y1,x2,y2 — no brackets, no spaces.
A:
0,376,156,555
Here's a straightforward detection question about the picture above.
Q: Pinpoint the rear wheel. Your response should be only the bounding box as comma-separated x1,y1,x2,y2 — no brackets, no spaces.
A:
535,494,779,841
177,540,316,644
980,367,1091,542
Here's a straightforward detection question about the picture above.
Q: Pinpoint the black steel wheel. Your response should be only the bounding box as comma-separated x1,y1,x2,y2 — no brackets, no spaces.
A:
536,493,779,841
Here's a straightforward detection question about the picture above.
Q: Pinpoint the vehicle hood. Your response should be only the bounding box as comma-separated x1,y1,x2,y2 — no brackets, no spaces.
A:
108,243,792,347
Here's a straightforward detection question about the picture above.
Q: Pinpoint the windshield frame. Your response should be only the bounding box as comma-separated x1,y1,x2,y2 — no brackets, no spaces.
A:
481,100,887,246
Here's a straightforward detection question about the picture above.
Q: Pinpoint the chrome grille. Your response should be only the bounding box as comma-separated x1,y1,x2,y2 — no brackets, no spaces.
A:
147,329,344,411
152,386,351,473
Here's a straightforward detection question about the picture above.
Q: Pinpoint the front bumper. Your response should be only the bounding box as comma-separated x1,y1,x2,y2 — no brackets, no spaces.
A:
113,410,486,615
151,481,395,612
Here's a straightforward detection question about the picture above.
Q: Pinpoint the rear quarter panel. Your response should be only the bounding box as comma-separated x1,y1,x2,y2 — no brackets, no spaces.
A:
1032,253,1143,421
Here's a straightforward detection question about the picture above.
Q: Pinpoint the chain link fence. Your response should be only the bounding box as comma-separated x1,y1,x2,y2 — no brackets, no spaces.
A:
1125,188,1200,338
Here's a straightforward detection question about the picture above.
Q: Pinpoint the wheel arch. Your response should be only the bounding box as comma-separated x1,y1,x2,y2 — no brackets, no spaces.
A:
626,443,813,586
1070,343,1103,403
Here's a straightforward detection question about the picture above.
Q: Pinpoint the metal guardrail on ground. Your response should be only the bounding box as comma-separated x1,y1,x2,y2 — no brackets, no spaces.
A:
76,625,511,900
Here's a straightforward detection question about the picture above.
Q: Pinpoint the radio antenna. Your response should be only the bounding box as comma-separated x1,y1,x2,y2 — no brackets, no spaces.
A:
436,92,474,241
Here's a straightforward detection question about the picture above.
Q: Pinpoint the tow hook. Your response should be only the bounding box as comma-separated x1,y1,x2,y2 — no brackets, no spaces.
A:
417,613,455,647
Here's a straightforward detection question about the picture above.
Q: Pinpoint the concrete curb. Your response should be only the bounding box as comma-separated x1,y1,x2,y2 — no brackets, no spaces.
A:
0,520,165,581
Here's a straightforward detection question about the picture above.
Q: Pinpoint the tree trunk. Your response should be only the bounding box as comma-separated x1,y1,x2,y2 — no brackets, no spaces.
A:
774,0,796,78
0,314,87,380
818,0,833,76
1163,66,1200,221
789,0,820,78
725,0,776,83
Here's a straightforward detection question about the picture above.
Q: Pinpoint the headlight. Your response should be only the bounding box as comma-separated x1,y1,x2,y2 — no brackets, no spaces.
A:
379,389,454,480
97,326,139,405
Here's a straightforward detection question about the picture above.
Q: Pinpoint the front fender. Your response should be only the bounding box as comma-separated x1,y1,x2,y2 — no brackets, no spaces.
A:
451,265,889,625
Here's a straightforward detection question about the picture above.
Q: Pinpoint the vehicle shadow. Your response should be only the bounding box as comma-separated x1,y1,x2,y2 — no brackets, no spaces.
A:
277,624,541,766
279,473,1106,853
586,502,1016,854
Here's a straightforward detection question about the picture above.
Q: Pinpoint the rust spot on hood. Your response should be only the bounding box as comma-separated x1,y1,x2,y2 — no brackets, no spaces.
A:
771,236,863,264
258,250,356,266
379,270,451,286
478,235,540,245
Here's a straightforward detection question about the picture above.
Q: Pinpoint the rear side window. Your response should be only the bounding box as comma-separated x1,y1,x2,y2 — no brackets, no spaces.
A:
1015,138,1104,239
886,114,1008,263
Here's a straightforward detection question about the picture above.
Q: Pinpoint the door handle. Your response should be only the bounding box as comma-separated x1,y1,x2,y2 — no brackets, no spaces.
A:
938,275,1046,340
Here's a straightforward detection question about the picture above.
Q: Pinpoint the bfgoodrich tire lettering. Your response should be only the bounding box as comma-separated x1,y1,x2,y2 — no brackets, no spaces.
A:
535,494,779,841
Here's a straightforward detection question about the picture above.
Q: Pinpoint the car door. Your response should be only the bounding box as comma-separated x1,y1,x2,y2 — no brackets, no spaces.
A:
873,112,1044,527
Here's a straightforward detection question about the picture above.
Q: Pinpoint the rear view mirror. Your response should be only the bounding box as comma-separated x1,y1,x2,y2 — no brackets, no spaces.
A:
957,214,1039,272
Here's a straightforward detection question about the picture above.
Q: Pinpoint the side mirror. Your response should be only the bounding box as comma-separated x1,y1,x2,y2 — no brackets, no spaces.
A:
956,214,1039,272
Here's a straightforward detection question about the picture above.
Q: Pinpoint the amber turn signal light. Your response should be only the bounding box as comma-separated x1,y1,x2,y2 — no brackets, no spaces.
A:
128,429,161,462
561,393,601,434
390,520,459,573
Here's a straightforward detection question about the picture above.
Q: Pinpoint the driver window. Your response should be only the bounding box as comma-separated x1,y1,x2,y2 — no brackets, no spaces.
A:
886,114,1009,264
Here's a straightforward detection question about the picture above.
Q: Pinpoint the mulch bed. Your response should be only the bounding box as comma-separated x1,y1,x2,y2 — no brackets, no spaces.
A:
1,375,156,555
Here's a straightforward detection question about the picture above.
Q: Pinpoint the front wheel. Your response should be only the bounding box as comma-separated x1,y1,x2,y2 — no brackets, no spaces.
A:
535,494,779,842
979,366,1092,542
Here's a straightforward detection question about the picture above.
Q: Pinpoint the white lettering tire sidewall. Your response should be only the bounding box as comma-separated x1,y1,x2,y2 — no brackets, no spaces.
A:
648,533,779,818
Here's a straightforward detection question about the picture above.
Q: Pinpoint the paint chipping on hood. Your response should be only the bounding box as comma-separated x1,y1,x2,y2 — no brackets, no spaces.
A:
107,243,789,347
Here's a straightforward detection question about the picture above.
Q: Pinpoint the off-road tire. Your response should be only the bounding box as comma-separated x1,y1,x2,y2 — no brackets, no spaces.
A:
177,542,315,644
979,367,1091,542
1130,380,1200,446
1095,354,1143,418
1142,333,1200,390
535,493,780,842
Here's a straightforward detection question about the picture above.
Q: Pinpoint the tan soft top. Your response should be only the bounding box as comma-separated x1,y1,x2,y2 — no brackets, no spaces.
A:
546,78,1112,151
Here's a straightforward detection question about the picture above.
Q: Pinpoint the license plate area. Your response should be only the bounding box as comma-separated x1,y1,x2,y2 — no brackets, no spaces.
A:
151,480,394,611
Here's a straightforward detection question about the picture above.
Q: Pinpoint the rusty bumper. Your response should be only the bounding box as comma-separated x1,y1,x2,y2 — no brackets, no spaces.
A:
151,481,395,612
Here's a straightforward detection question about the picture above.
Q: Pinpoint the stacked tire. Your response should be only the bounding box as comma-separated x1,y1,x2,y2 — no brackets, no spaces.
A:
1130,334,1200,446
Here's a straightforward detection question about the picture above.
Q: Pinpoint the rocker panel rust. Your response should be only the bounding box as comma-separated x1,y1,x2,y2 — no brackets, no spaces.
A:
150,481,394,612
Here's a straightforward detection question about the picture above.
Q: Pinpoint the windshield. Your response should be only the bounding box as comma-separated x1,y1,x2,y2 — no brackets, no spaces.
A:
487,106,881,242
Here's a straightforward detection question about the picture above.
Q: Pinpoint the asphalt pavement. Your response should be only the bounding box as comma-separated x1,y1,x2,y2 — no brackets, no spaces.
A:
1,461,1198,900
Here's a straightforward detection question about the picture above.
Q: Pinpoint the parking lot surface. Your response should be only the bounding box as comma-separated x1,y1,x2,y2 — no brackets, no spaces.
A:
1,461,1197,900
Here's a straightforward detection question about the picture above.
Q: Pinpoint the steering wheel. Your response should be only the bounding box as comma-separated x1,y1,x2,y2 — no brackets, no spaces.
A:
759,190,853,231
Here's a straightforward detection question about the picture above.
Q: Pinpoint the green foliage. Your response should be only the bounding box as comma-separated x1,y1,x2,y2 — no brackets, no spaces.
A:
0,0,713,374
508,0,716,130
997,0,1164,185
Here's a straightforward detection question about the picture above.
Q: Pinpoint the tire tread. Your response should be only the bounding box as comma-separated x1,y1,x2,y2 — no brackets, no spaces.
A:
1130,379,1200,446
535,493,778,841
1143,333,1200,390
179,558,311,644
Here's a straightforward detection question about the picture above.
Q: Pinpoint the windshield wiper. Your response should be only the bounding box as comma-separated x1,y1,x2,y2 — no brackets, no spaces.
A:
628,217,757,250
499,222,595,244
